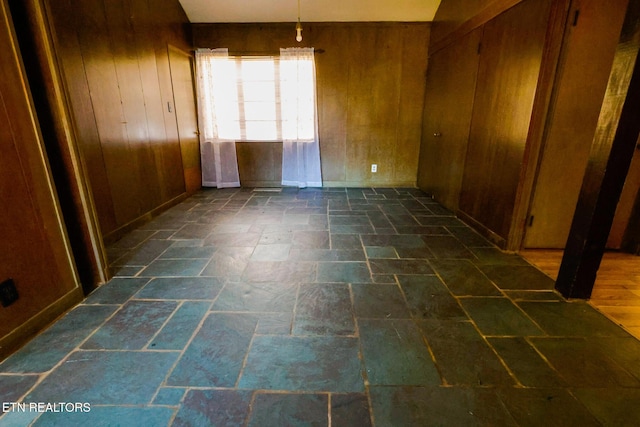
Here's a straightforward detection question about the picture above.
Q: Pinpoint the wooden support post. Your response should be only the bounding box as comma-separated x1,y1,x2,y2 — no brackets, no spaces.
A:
556,0,640,298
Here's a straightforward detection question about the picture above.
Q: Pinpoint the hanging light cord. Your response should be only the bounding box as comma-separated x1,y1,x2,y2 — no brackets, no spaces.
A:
296,0,303,42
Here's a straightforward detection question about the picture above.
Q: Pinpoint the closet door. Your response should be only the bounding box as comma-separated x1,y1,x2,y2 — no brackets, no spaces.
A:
459,0,553,242
169,45,200,194
417,27,482,211
523,0,629,248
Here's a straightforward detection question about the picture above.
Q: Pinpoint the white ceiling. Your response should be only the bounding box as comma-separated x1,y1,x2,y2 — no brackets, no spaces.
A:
178,0,442,23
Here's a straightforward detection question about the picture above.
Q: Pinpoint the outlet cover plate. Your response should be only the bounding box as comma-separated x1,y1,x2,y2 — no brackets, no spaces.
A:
0,278,18,307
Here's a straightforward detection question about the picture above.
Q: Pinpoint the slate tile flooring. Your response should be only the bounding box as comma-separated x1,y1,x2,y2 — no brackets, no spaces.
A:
2,187,640,426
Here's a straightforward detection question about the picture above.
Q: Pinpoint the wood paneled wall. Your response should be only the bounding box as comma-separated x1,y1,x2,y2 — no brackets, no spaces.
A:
236,142,283,188
430,0,523,51
0,0,82,358
44,0,193,240
419,0,557,247
425,0,634,254
193,23,430,188
417,27,482,211
420,0,599,250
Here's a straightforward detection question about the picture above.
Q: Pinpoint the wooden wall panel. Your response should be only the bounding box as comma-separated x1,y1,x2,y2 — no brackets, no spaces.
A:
105,0,162,217
430,0,523,51
46,0,191,238
74,0,141,226
314,26,349,183
431,0,488,40
459,0,552,241
395,25,431,184
236,142,283,187
131,0,179,202
417,27,482,211
0,0,82,357
346,25,404,184
193,22,430,188
149,4,191,203
45,0,118,234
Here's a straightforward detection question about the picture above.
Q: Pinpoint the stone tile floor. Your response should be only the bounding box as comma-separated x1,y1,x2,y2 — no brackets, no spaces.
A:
2,187,640,426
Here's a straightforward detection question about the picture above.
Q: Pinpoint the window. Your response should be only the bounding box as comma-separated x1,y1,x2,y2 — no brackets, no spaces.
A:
196,47,322,188
206,56,315,142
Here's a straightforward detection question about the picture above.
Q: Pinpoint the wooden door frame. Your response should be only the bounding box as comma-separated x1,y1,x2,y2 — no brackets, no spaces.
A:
506,0,572,252
167,43,201,194
555,0,640,298
1,0,85,357
11,0,110,290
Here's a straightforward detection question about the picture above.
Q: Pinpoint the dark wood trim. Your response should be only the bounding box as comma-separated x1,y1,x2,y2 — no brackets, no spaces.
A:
508,0,572,251
1,0,82,349
429,0,523,55
102,192,189,246
240,181,283,188
457,209,507,249
0,287,83,360
10,0,110,291
556,0,640,299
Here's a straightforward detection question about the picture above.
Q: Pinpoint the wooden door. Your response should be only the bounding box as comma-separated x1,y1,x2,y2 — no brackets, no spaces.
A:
459,0,553,242
168,45,201,193
524,0,629,248
417,27,482,211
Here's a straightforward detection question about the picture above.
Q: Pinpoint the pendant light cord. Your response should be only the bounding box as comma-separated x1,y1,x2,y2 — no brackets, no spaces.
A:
296,0,303,42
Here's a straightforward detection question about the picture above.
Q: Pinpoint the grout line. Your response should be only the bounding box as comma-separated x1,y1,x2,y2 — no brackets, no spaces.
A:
143,300,186,351
327,392,332,427
290,283,301,336
234,321,259,389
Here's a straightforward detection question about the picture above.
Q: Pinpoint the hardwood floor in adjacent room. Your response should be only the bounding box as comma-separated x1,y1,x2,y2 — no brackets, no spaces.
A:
520,249,640,340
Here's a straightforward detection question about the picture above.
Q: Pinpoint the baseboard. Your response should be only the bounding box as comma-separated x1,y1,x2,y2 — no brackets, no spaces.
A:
241,181,282,188
103,193,190,246
321,181,418,188
0,287,84,360
456,209,507,249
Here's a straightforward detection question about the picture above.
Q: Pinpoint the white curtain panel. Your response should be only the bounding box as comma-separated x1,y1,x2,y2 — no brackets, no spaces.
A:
194,48,241,188
279,48,322,188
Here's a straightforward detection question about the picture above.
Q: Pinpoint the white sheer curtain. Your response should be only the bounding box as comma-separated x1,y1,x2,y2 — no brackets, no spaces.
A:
195,48,241,188
279,48,322,188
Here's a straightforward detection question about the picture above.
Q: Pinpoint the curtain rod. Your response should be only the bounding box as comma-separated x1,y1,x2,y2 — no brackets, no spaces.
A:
191,49,325,55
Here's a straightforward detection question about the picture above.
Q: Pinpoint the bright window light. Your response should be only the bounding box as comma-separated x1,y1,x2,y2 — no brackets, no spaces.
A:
205,55,314,142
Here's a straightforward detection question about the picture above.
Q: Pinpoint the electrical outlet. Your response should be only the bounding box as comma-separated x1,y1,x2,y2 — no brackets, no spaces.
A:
0,278,18,307
371,164,377,173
